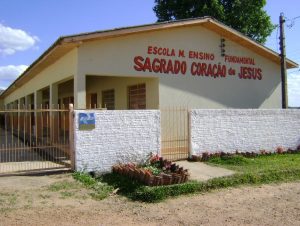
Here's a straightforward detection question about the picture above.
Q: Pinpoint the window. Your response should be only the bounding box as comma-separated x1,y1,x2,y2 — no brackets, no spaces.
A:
128,83,146,109
102,89,115,110
62,96,74,109
90,93,98,109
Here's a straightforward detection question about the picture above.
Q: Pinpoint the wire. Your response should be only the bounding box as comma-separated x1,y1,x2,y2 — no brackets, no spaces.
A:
287,69,300,74
286,15,300,28
292,16,300,20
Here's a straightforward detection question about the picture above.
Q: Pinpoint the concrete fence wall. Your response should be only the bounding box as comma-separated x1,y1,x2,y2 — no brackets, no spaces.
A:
73,109,300,173
190,109,300,155
74,110,160,172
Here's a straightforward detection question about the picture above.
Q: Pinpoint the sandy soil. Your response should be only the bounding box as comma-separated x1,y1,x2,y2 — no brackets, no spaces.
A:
0,173,300,226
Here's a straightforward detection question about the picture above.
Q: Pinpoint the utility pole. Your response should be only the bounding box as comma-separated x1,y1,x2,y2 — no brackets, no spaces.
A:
279,13,288,108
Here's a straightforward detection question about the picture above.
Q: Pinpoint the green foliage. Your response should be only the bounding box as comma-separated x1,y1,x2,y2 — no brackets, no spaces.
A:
153,0,275,43
133,182,200,202
72,172,114,200
143,165,162,175
208,155,252,166
73,171,97,188
100,173,201,202
130,168,300,202
75,154,300,202
104,153,300,202
100,173,144,195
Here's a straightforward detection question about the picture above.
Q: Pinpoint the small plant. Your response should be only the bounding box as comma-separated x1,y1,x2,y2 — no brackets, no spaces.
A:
72,171,114,200
260,150,267,155
145,153,184,173
143,165,162,175
73,171,97,188
276,146,285,154
112,154,190,186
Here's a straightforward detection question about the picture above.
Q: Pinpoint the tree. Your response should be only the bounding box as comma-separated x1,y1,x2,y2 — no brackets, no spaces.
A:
153,0,275,43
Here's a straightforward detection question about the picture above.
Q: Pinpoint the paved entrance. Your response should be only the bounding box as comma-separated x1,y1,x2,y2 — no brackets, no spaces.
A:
177,160,235,181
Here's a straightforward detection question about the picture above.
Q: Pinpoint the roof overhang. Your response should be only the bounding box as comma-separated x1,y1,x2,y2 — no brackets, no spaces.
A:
1,17,298,99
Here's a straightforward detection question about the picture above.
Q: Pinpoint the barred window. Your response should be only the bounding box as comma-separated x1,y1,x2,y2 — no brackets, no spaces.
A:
128,83,146,109
102,89,115,110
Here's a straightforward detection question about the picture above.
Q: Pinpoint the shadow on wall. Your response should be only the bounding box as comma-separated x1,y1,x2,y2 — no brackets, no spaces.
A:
159,74,279,108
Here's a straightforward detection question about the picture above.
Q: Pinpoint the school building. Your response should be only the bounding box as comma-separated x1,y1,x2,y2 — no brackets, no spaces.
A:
0,16,298,110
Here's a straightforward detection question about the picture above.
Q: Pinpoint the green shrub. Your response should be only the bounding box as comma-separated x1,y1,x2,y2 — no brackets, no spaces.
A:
74,153,300,203
129,168,300,202
73,171,97,188
208,155,251,166
132,181,201,202
72,172,114,200
100,172,143,194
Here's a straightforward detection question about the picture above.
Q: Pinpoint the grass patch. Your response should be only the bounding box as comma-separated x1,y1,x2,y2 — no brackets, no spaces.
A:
72,172,114,200
134,169,300,202
208,155,252,166
0,192,18,206
74,153,300,202
39,194,51,199
48,178,95,200
48,180,81,192
60,191,73,199
0,192,18,212
207,153,300,173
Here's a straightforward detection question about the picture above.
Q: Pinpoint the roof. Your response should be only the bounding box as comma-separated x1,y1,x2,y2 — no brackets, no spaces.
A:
1,16,298,98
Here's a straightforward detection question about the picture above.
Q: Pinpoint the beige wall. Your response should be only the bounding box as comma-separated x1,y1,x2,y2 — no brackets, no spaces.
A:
78,25,281,109
4,49,77,105
86,76,159,109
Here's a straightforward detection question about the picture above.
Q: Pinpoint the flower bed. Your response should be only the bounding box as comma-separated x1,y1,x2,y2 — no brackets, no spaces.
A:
112,155,189,186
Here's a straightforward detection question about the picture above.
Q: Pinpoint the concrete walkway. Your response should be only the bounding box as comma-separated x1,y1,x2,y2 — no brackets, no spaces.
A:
177,160,235,181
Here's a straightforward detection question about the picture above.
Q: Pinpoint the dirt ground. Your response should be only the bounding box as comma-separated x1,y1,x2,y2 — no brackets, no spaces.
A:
0,173,300,226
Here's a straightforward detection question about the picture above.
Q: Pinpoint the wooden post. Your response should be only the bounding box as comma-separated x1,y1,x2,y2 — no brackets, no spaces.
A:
188,108,192,159
69,104,75,170
279,13,288,108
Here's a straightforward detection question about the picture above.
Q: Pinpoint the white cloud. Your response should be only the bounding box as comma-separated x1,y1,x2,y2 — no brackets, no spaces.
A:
288,71,300,107
0,23,39,56
0,65,28,89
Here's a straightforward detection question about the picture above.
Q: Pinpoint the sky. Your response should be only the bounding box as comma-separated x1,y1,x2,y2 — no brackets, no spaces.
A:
0,0,299,106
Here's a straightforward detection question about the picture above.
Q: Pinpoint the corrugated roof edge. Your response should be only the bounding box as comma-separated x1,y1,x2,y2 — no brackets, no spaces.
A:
61,16,213,39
